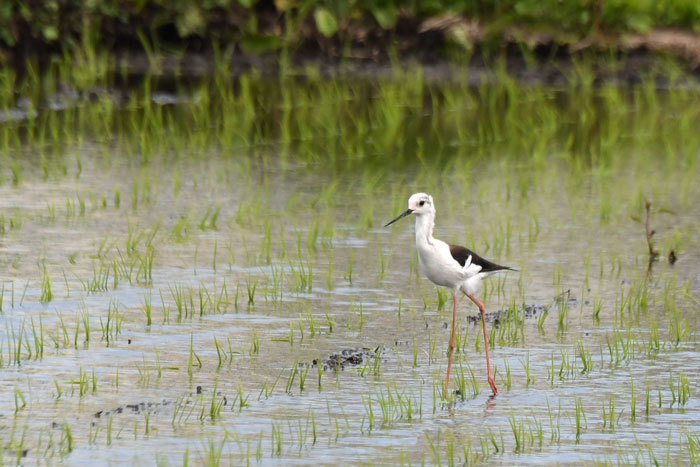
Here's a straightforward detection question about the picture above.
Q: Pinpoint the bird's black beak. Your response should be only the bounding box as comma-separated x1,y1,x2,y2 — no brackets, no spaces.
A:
384,209,413,227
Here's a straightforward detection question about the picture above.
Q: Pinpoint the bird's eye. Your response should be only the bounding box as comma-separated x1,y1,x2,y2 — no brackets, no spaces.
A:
419,200,425,207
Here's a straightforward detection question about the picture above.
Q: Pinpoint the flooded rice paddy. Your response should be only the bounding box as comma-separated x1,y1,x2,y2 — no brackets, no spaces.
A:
0,61,699,464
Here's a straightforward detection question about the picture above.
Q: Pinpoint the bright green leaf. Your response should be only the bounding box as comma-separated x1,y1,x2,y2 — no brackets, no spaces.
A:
314,7,339,38
238,34,284,55
371,4,397,30
42,26,59,41
175,4,205,37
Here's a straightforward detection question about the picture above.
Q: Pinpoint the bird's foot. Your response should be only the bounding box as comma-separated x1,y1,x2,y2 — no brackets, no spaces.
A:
488,377,499,396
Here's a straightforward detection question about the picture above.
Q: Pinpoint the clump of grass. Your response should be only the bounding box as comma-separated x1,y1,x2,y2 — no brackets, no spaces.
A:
40,265,53,303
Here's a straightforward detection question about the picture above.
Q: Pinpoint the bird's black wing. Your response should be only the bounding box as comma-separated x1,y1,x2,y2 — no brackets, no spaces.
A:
448,244,514,272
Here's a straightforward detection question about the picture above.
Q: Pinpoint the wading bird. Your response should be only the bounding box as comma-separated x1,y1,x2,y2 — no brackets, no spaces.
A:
385,193,515,396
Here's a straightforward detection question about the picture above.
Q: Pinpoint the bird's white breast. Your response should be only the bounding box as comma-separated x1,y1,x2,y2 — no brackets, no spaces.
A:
416,238,468,289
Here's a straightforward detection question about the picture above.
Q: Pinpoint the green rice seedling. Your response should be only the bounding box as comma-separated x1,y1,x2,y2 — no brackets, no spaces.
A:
10,162,21,186
686,431,700,465
344,251,354,285
325,256,334,291
140,294,151,328
576,340,593,374
537,305,548,333
556,295,568,333
630,377,637,424
307,219,320,253
668,312,690,348
246,279,257,305
81,260,111,293
459,363,480,398
445,431,456,465
593,298,602,324
206,384,225,422
29,317,44,359
0,282,9,311
346,299,365,331
297,319,305,344
315,355,324,391
60,423,73,455
199,206,221,231
362,395,375,432
324,311,334,333
602,395,617,433
200,437,226,465
77,192,85,216
214,337,227,367
679,373,691,407
45,201,56,224
159,289,169,324
520,352,534,387
171,397,185,427
436,288,448,312
136,247,154,285
168,284,188,321
53,377,64,400
143,411,150,436
376,244,387,283
502,360,512,391
508,413,524,453
170,213,193,243
547,398,561,442
80,308,91,345
271,423,283,457
249,331,260,356
13,386,26,413
136,354,152,387
285,361,299,394
187,334,202,380
100,300,122,344
65,197,76,219
304,309,318,337
298,362,310,392
558,349,577,381
68,368,90,398
371,351,382,377
575,396,587,442
19,281,29,306
153,350,164,381
40,265,53,303
643,381,652,419
552,264,562,289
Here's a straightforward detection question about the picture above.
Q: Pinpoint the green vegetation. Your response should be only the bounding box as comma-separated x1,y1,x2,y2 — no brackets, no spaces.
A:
2,0,700,61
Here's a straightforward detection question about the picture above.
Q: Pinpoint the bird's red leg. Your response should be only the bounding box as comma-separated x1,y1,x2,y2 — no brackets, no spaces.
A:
444,291,458,397
466,293,499,395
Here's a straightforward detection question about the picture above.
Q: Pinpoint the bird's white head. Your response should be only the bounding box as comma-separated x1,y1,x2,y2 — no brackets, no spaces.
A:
384,192,435,227
407,192,434,216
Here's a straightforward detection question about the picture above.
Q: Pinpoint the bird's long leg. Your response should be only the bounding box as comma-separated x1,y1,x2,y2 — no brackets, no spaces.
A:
444,291,458,397
465,293,499,395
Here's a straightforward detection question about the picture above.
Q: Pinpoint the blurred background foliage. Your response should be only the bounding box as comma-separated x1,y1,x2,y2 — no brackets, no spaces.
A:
1,0,699,60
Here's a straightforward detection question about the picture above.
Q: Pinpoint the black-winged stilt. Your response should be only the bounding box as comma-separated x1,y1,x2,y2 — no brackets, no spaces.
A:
385,193,516,396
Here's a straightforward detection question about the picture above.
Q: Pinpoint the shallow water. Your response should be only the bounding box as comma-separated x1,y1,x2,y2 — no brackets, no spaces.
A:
0,69,699,465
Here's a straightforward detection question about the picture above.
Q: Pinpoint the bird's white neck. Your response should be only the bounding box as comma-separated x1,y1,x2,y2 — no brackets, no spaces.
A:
414,211,435,246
